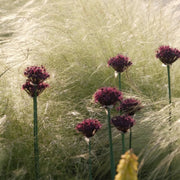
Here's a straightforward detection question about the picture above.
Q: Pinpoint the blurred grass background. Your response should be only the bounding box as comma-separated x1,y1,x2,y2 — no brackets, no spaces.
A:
0,0,180,179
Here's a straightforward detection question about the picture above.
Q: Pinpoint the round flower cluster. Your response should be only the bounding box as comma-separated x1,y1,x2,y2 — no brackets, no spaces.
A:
156,45,180,65
94,87,123,107
24,65,50,84
76,119,102,138
22,65,50,97
117,98,142,116
108,54,132,73
111,115,135,133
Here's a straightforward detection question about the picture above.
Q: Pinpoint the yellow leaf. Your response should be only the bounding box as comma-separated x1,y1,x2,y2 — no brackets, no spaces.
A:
115,150,138,180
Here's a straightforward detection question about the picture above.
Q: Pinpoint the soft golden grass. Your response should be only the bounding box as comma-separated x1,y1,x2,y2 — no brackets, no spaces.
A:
0,0,179,179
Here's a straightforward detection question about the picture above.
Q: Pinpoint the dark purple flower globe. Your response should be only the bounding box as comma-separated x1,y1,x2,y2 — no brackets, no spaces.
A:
94,87,123,107
22,81,49,97
156,46,180,65
111,115,135,133
117,98,142,115
108,54,132,73
76,119,102,138
24,65,50,84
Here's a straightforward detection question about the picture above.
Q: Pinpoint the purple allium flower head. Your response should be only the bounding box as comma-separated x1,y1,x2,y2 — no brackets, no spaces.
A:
156,46,180,65
117,98,142,116
111,115,135,133
24,65,50,84
94,87,123,107
22,81,49,97
108,54,132,73
76,119,102,138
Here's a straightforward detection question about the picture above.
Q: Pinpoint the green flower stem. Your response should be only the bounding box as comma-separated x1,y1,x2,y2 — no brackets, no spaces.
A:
107,108,116,180
33,93,39,180
129,128,132,149
167,65,172,129
88,139,92,180
118,72,126,153
167,65,172,130
167,65,171,104
118,72,127,153
122,132,125,154
118,72,121,91
167,65,172,180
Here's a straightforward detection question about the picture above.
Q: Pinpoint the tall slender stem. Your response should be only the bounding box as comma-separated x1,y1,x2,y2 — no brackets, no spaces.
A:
122,133,125,154
118,72,121,91
167,65,172,129
167,65,171,104
33,93,39,180
118,73,122,116
167,65,172,180
88,139,92,180
118,72,127,153
107,108,116,180
129,128,132,149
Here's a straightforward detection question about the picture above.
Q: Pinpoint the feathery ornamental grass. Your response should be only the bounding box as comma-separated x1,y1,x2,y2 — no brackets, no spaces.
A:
0,0,180,179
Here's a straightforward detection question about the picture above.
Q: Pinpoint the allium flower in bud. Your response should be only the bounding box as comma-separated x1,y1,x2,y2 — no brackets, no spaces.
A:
156,46,180,65
108,54,132,73
22,81,49,97
117,98,142,116
111,115,135,133
94,87,123,107
76,119,102,138
24,65,50,84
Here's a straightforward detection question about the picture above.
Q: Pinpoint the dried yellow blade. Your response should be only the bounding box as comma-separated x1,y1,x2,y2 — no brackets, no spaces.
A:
115,150,138,180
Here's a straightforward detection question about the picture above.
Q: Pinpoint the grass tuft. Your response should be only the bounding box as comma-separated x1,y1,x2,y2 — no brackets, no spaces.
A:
0,0,180,179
